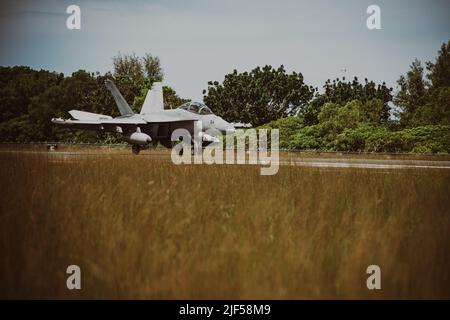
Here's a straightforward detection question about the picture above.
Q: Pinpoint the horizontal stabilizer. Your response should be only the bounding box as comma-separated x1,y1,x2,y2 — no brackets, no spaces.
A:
69,110,113,121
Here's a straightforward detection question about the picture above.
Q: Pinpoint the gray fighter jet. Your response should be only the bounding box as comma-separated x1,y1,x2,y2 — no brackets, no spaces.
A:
52,80,237,154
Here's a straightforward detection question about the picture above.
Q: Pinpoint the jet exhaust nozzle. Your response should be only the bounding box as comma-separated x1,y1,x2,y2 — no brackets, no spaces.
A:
125,132,152,145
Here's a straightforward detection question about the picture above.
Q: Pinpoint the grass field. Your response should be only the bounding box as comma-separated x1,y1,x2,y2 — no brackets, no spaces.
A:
0,148,449,299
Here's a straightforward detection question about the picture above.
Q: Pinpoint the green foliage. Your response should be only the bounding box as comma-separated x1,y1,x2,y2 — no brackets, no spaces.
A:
2,41,449,153
333,123,374,152
203,65,315,127
0,66,63,123
360,99,386,124
260,116,305,149
258,41,450,154
412,86,450,126
318,100,362,132
0,64,186,143
288,125,323,150
394,59,428,125
426,41,450,89
113,52,165,110
261,99,450,153
307,77,393,125
132,78,153,113
362,125,450,153
142,53,164,81
395,40,450,127
113,52,145,89
162,87,190,110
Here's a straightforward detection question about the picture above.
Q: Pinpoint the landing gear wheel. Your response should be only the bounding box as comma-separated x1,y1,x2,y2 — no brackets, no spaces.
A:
132,145,140,155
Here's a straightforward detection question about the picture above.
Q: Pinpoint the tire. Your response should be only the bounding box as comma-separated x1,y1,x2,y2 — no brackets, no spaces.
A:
132,145,140,155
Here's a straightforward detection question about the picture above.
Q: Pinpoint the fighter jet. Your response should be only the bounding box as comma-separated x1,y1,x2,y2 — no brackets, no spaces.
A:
52,80,238,154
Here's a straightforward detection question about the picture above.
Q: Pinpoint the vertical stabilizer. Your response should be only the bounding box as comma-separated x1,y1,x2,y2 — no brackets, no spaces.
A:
140,82,164,114
104,80,134,116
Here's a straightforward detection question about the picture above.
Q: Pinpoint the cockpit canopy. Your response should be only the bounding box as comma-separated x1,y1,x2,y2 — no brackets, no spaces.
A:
179,102,213,115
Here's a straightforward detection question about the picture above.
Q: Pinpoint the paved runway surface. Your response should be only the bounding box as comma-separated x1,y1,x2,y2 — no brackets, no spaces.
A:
284,157,450,169
2,149,450,170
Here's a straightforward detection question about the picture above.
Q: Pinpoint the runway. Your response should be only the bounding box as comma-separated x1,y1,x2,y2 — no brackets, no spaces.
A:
2,149,450,170
283,157,450,169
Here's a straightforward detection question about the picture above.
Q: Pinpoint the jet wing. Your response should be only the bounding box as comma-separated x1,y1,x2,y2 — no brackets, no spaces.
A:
52,110,199,133
143,109,200,122
69,110,113,121
52,118,103,131
51,117,148,133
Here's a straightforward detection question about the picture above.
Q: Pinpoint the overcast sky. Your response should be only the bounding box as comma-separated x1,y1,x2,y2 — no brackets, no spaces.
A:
0,0,449,102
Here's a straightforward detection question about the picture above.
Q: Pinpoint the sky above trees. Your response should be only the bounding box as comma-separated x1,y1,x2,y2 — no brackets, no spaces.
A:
0,0,449,101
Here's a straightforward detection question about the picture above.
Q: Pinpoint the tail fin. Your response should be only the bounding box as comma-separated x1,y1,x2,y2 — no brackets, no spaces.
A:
140,82,164,114
104,80,134,116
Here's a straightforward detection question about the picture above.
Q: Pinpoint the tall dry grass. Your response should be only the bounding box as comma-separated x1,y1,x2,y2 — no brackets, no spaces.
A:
0,151,449,299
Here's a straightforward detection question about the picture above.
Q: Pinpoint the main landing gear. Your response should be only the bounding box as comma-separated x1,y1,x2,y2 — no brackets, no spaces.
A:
131,145,141,155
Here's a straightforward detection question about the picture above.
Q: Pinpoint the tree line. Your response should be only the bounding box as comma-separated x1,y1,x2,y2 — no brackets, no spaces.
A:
0,53,186,143
205,40,449,153
0,41,449,152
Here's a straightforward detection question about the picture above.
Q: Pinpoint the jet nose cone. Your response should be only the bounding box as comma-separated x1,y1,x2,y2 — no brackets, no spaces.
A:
225,126,236,134
215,117,235,134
